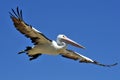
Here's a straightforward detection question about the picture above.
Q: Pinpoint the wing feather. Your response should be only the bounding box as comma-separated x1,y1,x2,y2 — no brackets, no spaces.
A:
61,49,118,67
9,7,52,45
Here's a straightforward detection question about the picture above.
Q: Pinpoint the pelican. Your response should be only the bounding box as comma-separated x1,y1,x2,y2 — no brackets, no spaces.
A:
9,7,117,67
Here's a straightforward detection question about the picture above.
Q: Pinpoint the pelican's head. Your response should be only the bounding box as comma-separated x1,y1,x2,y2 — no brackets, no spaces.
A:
57,34,85,49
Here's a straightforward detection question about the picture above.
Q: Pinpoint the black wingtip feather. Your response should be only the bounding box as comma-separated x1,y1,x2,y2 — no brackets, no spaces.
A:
20,9,23,20
9,7,23,20
17,7,20,17
79,60,118,67
92,61,118,67
12,8,19,18
9,11,14,18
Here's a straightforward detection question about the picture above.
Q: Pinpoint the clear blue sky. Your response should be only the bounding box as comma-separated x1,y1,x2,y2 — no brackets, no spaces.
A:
0,0,120,80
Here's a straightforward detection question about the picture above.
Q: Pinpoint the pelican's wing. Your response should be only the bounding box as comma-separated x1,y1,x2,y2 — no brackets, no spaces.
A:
60,49,118,67
9,7,52,45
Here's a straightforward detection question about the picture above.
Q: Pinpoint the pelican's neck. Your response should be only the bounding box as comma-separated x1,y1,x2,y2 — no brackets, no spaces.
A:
51,40,67,49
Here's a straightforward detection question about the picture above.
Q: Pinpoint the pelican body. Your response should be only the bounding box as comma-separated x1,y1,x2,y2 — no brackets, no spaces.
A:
9,7,117,67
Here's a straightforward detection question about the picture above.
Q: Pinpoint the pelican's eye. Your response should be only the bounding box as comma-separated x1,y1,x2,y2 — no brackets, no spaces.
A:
62,35,65,38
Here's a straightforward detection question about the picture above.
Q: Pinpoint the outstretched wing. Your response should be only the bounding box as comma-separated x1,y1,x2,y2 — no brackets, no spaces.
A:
60,49,118,67
9,7,52,45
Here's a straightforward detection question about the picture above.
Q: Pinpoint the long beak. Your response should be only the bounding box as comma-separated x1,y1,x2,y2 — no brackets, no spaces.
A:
61,37,85,49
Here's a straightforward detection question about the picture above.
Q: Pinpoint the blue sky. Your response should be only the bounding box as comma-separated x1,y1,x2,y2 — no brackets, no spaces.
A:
0,0,120,80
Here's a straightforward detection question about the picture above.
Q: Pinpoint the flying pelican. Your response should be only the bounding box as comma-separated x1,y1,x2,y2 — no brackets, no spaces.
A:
9,7,117,67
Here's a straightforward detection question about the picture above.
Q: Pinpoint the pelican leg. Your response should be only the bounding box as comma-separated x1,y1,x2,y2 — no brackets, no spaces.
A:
29,54,42,61
18,46,32,54
18,50,26,54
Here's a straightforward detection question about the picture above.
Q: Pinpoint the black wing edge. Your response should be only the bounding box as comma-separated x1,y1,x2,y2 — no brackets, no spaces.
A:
40,33,52,42
80,60,118,67
30,33,52,45
9,6,23,21
93,61,118,67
